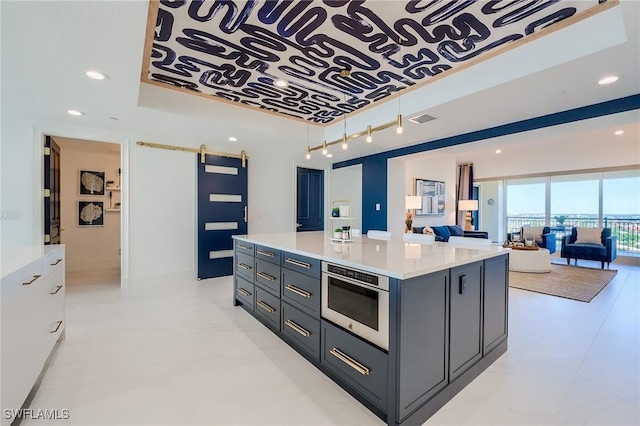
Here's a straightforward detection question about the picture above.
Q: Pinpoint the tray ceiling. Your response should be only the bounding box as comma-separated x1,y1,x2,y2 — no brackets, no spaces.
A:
142,0,608,125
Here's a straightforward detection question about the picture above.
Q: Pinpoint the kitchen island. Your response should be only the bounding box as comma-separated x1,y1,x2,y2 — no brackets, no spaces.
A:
232,232,509,426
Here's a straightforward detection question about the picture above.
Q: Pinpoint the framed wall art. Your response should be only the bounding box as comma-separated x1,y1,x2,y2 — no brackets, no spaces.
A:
415,179,446,216
79,170,105,195
78,201,104,227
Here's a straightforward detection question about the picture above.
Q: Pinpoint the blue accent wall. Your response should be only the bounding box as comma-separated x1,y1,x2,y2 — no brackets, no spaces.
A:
360,156,388,233
333,94,640,232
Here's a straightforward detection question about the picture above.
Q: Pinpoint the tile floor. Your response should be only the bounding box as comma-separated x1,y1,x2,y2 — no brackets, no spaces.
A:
23,261,639,425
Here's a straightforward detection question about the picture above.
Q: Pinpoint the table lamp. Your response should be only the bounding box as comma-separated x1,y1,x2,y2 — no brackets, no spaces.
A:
405,195,422,233
458,199,479,231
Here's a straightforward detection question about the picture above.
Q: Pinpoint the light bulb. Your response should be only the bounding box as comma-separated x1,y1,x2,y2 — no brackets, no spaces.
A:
305,147,311,160
396,114,403,134
342,134,348,150
322,140,328,155
366,125,372,143
342,142,348,150
366,135,373,143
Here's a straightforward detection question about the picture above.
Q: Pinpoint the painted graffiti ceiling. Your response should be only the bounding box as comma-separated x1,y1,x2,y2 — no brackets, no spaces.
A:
143,0,606,125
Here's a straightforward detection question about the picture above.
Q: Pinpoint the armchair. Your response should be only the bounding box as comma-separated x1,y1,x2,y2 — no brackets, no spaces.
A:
509,226,556,254
561,227,617,269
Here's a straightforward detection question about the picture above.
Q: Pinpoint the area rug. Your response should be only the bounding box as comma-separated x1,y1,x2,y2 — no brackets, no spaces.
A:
509,264,617,302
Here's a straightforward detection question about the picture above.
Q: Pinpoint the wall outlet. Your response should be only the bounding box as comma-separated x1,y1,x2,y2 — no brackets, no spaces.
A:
375,203,381,211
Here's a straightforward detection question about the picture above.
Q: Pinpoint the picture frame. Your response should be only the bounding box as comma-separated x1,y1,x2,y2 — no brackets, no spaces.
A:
79,170,105,195
78,201,104,226
414,179,445,216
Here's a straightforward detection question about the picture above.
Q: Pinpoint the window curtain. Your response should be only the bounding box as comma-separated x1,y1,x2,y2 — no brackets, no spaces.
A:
456,163,474,226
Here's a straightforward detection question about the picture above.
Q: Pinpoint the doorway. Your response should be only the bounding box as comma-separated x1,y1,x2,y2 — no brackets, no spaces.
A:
296,167,324,232
44,136,123,289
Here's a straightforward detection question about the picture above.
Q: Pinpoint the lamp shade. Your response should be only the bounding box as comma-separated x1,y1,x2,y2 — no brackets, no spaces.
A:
405,195,422,210
458,199,478,211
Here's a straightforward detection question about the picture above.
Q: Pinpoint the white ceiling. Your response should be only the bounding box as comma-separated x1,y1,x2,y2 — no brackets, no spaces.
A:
2,0,639,164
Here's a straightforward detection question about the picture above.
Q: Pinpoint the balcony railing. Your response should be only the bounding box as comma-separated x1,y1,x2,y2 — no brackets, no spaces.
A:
507,216,640,254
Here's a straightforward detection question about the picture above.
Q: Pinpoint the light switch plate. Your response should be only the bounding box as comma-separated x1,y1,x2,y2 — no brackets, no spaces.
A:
375,203,380,211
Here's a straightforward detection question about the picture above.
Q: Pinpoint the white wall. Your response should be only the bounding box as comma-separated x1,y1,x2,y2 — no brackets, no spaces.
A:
330,165,362,232
388,154,457,235
56,138,121,271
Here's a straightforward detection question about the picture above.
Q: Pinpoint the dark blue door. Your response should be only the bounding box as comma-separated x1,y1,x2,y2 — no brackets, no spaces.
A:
44,136,61,244
197,154,248,279
296,167,324,232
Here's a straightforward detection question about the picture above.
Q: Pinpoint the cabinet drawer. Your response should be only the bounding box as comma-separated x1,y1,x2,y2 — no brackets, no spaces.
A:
281,252,320,279
235,275,254,309
42,248,64,278
282,302,320,361
254,288,280,330
281,268,320,317
255,259,281,297
235,240,254,254
255,245,281,265
235,252,254,282
321,321,388,411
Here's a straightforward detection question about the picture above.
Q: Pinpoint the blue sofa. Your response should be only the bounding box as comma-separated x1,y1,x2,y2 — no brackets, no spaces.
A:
414,225,488,242
561,227,617,269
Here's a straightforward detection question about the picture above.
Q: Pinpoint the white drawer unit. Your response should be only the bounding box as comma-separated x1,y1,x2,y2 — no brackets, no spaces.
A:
1,245,66,426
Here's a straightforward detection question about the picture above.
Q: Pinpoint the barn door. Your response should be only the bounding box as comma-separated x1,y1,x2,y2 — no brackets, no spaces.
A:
197,154,248,279
44,136,61,244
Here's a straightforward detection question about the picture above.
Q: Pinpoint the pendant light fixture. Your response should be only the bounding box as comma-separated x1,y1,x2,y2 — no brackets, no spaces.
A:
341,93,348,150
396,35,403,135
322,140,328,155
366,125,372,143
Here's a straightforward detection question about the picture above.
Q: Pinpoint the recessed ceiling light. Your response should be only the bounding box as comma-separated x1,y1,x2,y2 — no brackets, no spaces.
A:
229,137,238,142
598,75,618,85
614,130,624,136
274,79,288,88
86,70,108,80
495,149,502,154
67,109,84,116
326,154,333,158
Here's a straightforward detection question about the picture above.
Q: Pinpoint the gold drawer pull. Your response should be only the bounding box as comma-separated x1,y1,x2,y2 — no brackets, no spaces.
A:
22,275,41,285
284,319,310,338
285,258,311,269
50,285,63,295
257,271,276,282
285,284,311,298
237,288,251,297
50,258,63,266
237,263,252,270
330,348,370,376
257,300,275,314
238,244,252,251
50,320,63,334
257,249,275,258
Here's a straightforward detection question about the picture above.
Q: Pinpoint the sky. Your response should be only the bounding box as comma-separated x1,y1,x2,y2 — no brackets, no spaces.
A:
507,177,640,216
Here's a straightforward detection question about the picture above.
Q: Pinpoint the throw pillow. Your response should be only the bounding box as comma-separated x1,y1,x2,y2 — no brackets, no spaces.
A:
412,226,425,234
521,226,544,242
575,227,604,245
448,225,465,236
423,226,434,235
431,226,451,242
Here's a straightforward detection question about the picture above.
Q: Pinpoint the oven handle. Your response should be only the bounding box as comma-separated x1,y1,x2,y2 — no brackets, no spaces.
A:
323,271,388,293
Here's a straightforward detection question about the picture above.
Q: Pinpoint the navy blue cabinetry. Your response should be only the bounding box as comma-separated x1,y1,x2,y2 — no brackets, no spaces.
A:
232,237,508,426
449,261,483,381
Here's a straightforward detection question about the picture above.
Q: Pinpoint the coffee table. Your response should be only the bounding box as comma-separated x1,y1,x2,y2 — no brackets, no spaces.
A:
509,248,551,273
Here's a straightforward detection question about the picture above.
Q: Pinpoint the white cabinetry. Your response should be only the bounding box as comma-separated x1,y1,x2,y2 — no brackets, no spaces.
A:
1,245,65,425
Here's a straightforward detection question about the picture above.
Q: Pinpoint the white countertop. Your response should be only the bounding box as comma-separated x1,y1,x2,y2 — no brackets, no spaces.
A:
1,245,64,280
234,232,508,279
